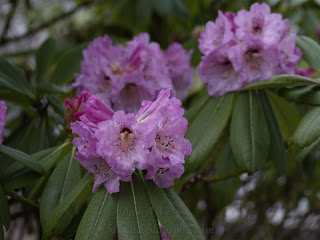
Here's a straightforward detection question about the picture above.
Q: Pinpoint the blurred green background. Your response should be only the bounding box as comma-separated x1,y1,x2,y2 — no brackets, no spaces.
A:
1,0,320,239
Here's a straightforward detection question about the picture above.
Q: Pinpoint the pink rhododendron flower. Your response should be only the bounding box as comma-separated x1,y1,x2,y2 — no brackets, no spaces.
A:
165,43,194,100
198,2,301,97
0,101,6,144
73,33,193,113
136,89,191,188
70,89,191,193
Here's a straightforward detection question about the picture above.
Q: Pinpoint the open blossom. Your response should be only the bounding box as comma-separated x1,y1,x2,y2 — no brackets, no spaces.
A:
70,94,127,194
198,2,301,97
0,101,6,144
73,33,173,113
70,89,191,193
95,110,155,176
73,33,193,113
136,89,191,188
165,43,194,100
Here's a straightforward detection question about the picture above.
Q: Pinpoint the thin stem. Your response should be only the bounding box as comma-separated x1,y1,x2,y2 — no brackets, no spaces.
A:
205,169,245,183
0,1,93,45
7,191,39,209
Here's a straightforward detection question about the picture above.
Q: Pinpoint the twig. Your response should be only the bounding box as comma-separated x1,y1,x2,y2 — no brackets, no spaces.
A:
7,191,39,209
205,169,245,183
0,1,93,46
0,0,19,42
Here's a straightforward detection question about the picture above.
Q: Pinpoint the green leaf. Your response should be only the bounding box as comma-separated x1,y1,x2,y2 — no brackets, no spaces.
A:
39,141,72,172
230,91,270,172
244,74,320,90
40,148,80,231
296,137,320,162
42,172,92,240
260,91,287,174
0,57,33,97
75,188,118,240
184,93,210,124
266,91,300,141
184,93,234,174
36,38,57,84
151,0,172,16
294,106,320,147
50,45,84,85
0,145,45,175
145,181,205,240
279,85,320,106
296,36,320,71
36,82,69,95
118,176,160,240
0,185,10,230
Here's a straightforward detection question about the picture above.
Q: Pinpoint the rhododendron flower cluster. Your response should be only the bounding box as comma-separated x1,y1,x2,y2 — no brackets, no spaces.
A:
67,89,191,194
198,2,301,97
72,33,193,113
0,101,6,145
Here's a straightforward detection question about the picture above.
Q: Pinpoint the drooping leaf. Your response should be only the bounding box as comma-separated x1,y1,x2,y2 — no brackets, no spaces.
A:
0,185,10,230
296,137,320,162
296,35,320,71
50,45,85,86
75,188,118,240
42,173,92,240
0,145,45,175
36,38,57,84
278,85,320,106
266,90,301,141
36,83,69,95
0,57,33,97
145,181,205,240
230,91,270,172
245,74,320,90
294,106,320,147
40,147,80,234
184,93,234,174
260,91,287,174
117,176,160,240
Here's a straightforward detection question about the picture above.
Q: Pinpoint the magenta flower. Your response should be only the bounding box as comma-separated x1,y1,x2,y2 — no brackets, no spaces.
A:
295,67,315,78
199,11,234,55
95,110,155,177
165,43,194,100
136,89,191,188
198,3,301,97
65,90,90,128
197,42,246,97
0,101,7,144
73,33,174,113
229,36,282,84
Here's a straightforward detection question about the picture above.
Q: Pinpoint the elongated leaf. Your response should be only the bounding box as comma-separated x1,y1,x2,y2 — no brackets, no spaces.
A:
267,91,300,141
42,173,92,240
0,185,10,230
50,45,84,85
230,91,270,172
36,83,69,95
0,57,33,97
245,74,320,90
0,145,45,175
75,188,118,240
296,137,320,162
260,91,287,174
184,93,210,124
40,148,80,230
185,94,234,174
36,38,57,84
278,86,320,105
294,106,320,147
39,141,72,171
145,181,205,240
118,176,160,240
297,36,320,71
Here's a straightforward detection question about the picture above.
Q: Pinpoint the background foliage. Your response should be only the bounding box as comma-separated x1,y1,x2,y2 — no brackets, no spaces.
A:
1,0,320,239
